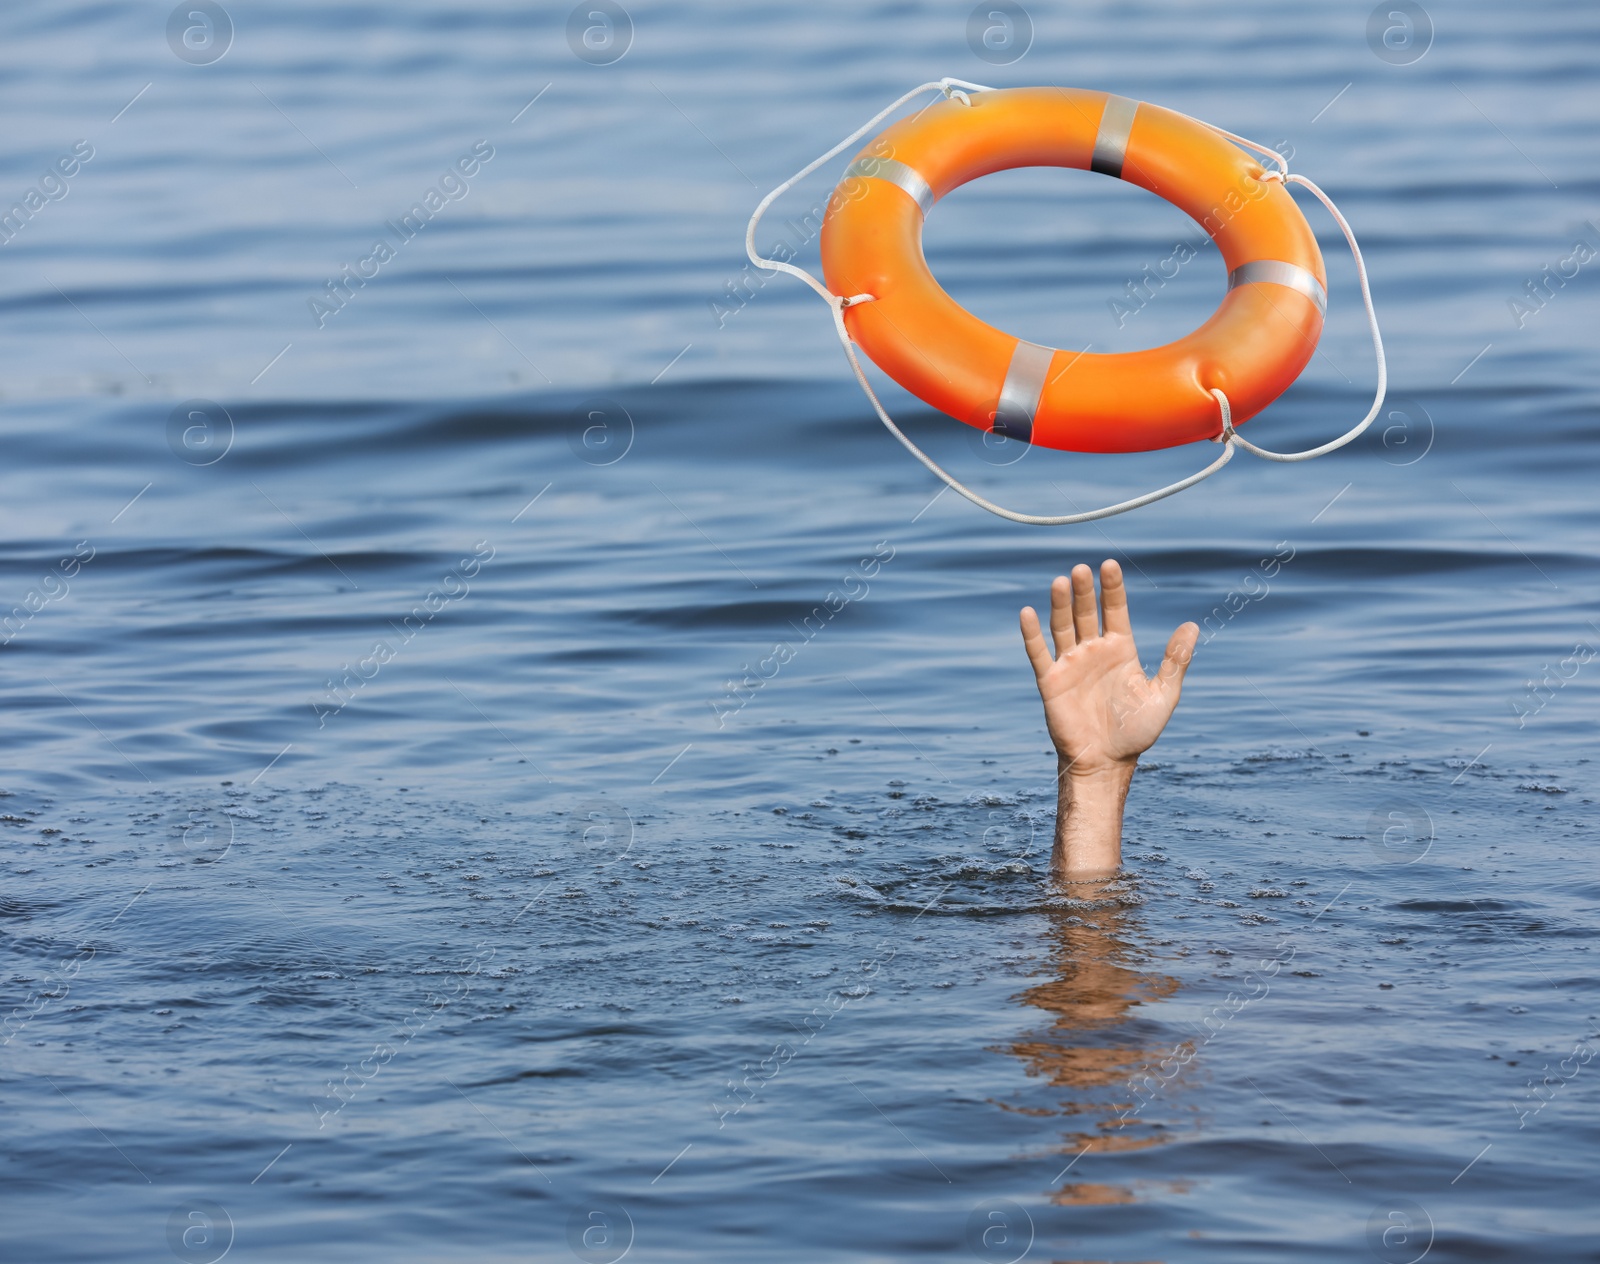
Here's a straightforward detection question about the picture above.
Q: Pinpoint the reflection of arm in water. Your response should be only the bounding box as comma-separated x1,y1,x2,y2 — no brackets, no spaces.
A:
1008,895,1184,1202
1020,561,1197,880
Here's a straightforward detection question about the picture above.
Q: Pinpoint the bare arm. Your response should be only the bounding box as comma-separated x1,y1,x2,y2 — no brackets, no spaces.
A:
1019,561,1197,880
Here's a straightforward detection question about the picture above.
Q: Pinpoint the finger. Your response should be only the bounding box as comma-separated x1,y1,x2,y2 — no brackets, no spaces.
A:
1048,575,1074,655
1156,622,1199,703
1071,563,1099,642
1020,606,1053,680
1099,559,1132,636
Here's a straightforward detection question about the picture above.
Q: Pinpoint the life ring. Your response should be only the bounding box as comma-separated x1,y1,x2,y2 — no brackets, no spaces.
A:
819,88,1327,454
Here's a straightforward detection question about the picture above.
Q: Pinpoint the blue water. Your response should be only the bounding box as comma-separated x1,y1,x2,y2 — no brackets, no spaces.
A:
4,1,1600,1260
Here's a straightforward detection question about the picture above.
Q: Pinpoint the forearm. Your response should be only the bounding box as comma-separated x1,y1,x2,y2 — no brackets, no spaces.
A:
1052,759,1136,879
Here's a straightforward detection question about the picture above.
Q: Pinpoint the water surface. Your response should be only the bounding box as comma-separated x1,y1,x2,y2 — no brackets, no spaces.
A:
3,1,1599,1260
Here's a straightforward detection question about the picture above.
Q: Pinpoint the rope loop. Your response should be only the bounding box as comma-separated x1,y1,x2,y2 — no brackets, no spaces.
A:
1208,388,1236,443
746,80,1386,523
1224,171,1387,462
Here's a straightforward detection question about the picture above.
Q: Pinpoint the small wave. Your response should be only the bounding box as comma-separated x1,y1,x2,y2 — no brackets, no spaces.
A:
833,863,1145,917
1241,747,1325,764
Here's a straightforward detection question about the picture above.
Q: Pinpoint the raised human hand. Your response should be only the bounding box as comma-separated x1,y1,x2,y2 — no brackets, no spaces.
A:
1019,561,1197,777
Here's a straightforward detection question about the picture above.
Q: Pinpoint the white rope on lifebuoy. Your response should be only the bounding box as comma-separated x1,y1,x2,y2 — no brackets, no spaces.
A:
1221,171,1388,463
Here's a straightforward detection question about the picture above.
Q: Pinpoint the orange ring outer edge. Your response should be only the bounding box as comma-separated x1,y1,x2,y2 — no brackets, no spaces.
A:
818,88,1327,454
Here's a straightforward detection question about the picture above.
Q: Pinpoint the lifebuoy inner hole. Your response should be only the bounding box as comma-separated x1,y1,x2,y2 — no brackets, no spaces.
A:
917,165,1229,356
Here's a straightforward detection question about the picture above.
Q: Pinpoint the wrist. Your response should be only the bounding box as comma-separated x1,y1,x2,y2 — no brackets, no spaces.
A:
1052,757,1131,880
1058,755,1137,789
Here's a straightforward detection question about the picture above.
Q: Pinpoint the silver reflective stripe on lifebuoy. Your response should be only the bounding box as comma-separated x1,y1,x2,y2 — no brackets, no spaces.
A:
1090,94,1140,179
1226,260,1328,316
842,156,935,217
993,340,1055,443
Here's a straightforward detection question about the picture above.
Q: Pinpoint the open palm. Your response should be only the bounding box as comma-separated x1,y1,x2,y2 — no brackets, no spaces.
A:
1020,561,1197,774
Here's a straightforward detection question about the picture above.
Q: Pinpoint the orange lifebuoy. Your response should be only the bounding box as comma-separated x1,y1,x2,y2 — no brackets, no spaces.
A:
819,88,1327,454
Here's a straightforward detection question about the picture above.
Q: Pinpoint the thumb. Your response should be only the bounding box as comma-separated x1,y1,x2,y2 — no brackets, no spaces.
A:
1155,622,1199,702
